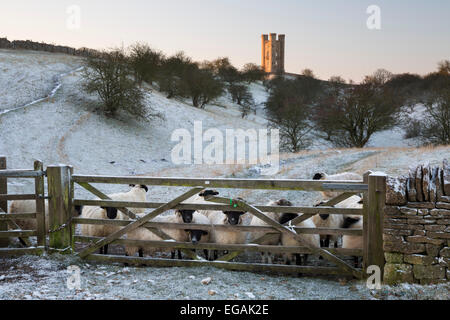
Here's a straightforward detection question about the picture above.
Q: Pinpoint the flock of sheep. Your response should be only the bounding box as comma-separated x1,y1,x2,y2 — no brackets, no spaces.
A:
8,172,364,268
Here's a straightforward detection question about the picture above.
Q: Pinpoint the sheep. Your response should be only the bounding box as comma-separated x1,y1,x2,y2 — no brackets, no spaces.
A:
80,184,148,254
108,184,148,214
208,205,248,261
183,189,219,218
79,206,119,254
249,199,290,264
9,200,82,234
279,212,320,266
125,212,190,258
342,216,363,267
312,212,344,249
312,171,362,199
312,194,362,249
185,211,211,260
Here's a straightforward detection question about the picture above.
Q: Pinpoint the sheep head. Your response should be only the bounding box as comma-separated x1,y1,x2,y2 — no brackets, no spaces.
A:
101,207,118,220
313,173,326,180
177,209,195,223
186,230,209,244
223,211,246,225
129,184,148,192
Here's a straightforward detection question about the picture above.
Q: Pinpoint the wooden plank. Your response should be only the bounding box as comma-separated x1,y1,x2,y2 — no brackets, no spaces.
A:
76,182,202,260
76,182,139,220
0,170,44,178
322,192,356,207
0,247,45,256
0,230,37,237
34,160,46,248
0,208,33,247
75,235,363,256
73,199,363,216
362,171,371,271
365,173,386,277
72,175,365,192
72,217,362,235
0,156,8,247
0,213,37,220
47,165,72,250
323,183,368,191
85,254,359,275
0,194,37,201
208,196,364,279
77,187,205,259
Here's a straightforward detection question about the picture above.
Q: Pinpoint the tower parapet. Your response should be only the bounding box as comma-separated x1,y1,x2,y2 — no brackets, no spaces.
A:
261,33,285,74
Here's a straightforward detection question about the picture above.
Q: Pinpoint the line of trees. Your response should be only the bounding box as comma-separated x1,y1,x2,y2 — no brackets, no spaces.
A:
265,61,450,152
82,43,265,121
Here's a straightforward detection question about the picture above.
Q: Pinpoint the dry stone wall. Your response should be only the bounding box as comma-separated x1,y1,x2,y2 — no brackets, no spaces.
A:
384,159,450,284
0,37,98,57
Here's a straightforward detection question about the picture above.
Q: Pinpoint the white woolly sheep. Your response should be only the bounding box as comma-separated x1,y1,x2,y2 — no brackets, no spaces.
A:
9,200,82,237
342,216,363,267
125,212,189,258
185,211,211,260
183,189,219,218
280,212,320,266
208,205,248,260
312,172,362,199
249,199,290,264
312,194,362,248
80,184,148,254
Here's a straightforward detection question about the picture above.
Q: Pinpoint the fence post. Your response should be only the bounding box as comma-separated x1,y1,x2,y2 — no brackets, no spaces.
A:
364,173,386,278
34,160,46,249
69,165,75,250
0,156,8,247
47,165,72,252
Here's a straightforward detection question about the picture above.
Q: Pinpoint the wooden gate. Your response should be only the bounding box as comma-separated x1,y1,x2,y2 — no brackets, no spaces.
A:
0,156,46,256
64,168,386,279
0,160,386,279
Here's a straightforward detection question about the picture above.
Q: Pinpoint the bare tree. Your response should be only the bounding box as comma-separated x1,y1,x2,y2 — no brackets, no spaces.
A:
82,49,155,120
314,70,403,148
420,88,450,145
129,43,164,85
265,80,317,152
438,60,450,74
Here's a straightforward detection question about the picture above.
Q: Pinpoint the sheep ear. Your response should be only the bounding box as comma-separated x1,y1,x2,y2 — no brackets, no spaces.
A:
140,185,148,192
313,173,325,180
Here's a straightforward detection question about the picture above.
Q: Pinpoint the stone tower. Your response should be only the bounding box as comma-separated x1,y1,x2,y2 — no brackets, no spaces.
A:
261,33,285,74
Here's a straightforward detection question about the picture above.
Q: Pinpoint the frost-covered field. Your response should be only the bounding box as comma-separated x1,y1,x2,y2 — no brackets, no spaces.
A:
1,255,449,300
0,49,449,300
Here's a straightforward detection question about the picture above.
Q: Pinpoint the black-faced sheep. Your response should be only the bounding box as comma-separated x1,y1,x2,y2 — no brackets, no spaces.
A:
209,205,248,261
279,211,320,266
80,184,148,254
249,199,290,264
183,189,219,218
185,211,211,260
313,172,362,199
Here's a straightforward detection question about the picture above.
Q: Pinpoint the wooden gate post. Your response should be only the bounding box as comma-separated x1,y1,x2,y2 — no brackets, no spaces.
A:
47,165,72,252
0,156,8,247
364,173,386,277
34,160,46,248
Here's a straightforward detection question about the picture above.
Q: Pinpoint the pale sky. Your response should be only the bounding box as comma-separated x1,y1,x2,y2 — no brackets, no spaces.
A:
1,0,449,82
